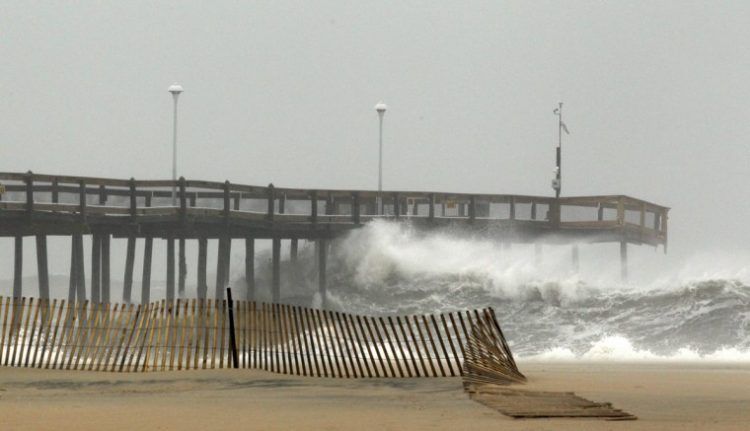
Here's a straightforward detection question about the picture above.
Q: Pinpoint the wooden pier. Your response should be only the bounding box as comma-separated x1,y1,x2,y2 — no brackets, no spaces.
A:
0,171,669,304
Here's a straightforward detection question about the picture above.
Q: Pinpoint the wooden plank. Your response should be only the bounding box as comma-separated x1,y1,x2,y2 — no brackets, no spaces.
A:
362,316,385,377
400,315,425,377
111,304,136,372
319,309,342,377
23,297,42,367
42,299,63,369
219,300,227,369
249,301,257,369
211,300,219,369
12,297,28,366
160,301,174,371
448,312,466,360
133,302,156,372
388,316,412,377
0,298,9,367
310,309,330,377
184,299,196,370
430,314,454,376
34,299,54,368
90,302,113,371
284,304,301,375
327,310,350,378
371,316,397,377
339,312,365,378
118,305,143,372
303,307,321,377
441,313,462,375
413,315,438,377
281,304,295,374
147,301,162,372
74,301,100,370
202,300,211,370
314,309,337,377
124,303,150,371
354,314,376,377
51,299,74,370
171,299,183,371
66,300,87,370
146,301,164,372
292,306,310,376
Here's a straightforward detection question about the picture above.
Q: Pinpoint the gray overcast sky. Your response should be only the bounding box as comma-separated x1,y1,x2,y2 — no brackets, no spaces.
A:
1,1,749,259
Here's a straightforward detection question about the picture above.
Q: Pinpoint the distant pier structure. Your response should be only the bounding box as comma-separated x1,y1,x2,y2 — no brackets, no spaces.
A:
0,172,669,305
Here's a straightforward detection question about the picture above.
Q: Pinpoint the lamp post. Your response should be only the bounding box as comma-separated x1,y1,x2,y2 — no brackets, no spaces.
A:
168,83,184,205
374,102,387,215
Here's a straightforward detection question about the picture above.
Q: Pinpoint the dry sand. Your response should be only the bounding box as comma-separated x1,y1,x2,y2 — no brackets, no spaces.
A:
0,362,748,430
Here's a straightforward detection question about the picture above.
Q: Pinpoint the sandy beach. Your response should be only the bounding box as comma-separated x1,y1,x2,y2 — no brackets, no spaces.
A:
1,362,748,430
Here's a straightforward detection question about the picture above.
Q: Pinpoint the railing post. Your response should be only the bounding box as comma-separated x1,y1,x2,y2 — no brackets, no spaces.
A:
266,183,275,221
469,195,476,222
597,203,604,221
393,193,400,218
129,177,137,222
531,201,537,220
179,177,187,223
428,193,435,220
640,202,646,228
352,192,360,225
223,180,231,221
310,190,318,224
51,178,59,204
98,184,107,206
325,192,334,216
617,197,625,226
79,180,87,222
509,196,516,220
25,170,33,218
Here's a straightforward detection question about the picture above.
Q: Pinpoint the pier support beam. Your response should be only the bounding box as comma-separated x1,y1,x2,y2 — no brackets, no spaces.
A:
215,236,231,300
91,233,101,303
290,238,298,263
13,236,22,299
101,234,110,303
68,237,76,302
318,239,328,309
272,238,281,303
73,234,86,302
166,237,175,301
197,237,208,299
142,237,153,304
245,238,255,301
123,236,136,303
35,235,49,299
178,238,187,298
620,240,628,281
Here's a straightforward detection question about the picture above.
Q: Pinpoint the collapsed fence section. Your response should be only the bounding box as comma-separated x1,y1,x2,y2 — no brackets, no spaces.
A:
0,296,521,379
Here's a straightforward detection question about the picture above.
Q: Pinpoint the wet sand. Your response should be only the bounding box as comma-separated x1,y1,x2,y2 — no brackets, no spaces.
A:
1,362,748,430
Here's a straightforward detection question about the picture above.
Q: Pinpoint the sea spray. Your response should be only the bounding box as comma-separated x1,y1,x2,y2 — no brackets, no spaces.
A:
249,220,750,360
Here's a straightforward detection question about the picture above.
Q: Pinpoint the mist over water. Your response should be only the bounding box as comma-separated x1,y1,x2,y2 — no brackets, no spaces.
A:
265,221,750,362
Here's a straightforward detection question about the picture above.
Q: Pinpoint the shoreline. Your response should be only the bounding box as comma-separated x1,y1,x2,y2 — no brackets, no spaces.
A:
1,362,748,430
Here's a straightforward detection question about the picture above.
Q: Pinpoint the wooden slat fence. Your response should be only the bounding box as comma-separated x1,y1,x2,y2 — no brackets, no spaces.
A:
0,296,520,378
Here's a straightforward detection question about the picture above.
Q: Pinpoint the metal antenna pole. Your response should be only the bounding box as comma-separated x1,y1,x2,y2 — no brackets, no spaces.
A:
556,102,562,199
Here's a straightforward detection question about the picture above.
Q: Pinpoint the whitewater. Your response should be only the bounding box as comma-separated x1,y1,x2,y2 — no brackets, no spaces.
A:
255,220,750,362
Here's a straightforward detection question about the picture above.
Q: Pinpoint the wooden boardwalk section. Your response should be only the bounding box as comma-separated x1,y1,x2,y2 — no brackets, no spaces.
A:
0,171,669,303
0,295,521,378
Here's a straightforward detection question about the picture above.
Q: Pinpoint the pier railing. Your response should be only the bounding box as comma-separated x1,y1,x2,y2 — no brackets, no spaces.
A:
0,171,668,245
